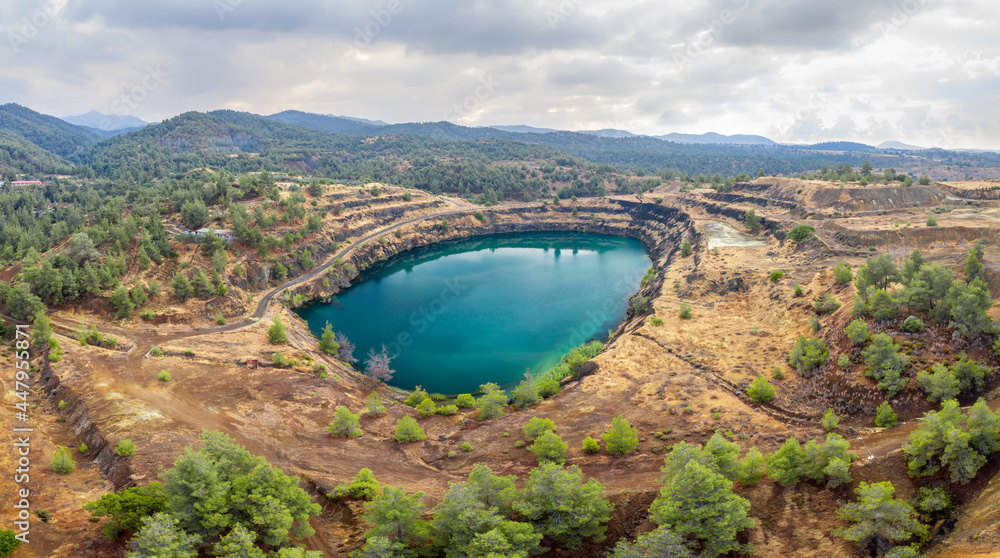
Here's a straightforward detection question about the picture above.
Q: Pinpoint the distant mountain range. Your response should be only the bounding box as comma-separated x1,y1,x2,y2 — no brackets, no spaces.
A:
877,140,926,150
2,103,998,179
60,110,148,131
655,132,775,145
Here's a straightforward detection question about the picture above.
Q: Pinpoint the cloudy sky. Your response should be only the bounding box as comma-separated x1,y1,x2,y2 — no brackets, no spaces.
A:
2,0,999,148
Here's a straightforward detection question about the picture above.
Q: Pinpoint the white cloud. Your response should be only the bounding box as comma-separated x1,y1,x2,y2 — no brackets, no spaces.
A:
0,0,997,148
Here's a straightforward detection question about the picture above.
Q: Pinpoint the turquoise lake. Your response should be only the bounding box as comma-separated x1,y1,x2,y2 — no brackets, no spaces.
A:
296,232,651,394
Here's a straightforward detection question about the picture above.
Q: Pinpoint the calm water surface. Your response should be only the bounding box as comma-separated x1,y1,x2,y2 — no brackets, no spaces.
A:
296,233,650,394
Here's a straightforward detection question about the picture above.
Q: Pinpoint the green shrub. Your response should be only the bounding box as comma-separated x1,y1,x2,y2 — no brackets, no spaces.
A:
679,303,693,319
834,262,853,284
814,293,841,314
454,393,476,408
793,283,803,297
102,520,122,542
512,380,541,410
537,379,561,398
747,375,775,404
582,436,600,453
404,386,430,407
272,351,287,367
51,446,74,474
78,443,88,453
327,406,363,438
184,348,194,356
331,468,381,500
58,399,67,411
602,414,639,455
770,270,785,282
821,408,840,430
523,417,557,441
788,336,829,376
268,316,289,344
838,354,851,368
436,405,458,416
416,398,437,418
394,416,427,443
476,383,509,420
900,316,925,333
772,366,785,380
365,392,386,417
845,319,870,344
115,439,136,457
529,431,567,464
461,442,474,452
680,240,692,257
150,346,164,357
874,401,898,428
140,309,155,321
214,313,226,325
787,224,815,242
650,317,664,326
926,214,938,226
158,370,171,382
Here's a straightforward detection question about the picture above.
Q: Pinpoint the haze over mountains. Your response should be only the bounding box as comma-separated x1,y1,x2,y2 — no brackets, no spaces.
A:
46,108,953,150
3,103,998,183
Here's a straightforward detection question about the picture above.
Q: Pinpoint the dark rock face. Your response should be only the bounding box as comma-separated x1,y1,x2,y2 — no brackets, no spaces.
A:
576,360,600,380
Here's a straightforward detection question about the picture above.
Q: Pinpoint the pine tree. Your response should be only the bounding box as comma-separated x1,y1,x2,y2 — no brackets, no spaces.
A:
529,431,568,465
394,416,426,443
365,392,386,417
649,460,753,558
171,272,193,302
602,414,639,455
190,270,211,299
765,438,802,486
476,383,509,420
875,401,898,428
126,513,201,558
821,408,840,430
609,525,695,558
512,463,612,549
268,316,289,344
318,322,339,355
736,447,765,486
703,432,740,480
361,486,429,548
212,524,264,558
110,286,134,318
327,406,363,438
522,417,556,441
835,482,926,549
746,375,775,403
968,398,1000,456
50,446,75,474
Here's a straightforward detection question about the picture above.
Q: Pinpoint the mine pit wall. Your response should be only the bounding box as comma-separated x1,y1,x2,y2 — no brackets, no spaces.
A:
939,184,1000,200
824,222,1000,250
734,181,949,212
681,198,786,242
38,356,135,490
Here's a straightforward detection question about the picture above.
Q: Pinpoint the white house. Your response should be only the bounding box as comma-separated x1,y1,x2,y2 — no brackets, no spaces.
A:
195,228,235,242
